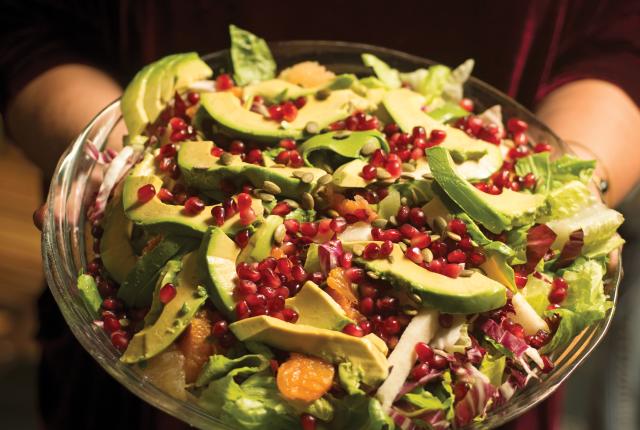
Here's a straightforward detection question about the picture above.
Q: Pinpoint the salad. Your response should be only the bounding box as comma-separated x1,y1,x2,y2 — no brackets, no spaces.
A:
76,25,624,429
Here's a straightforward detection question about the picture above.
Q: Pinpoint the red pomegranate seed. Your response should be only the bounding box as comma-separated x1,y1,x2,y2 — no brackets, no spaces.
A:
548,287,567,304
459,98,474,111
215,74,234,91
396,205,410,224
363,243,381,260
342,323,364,337
400,224,420,239
235,301,251,319
268,105,284,121
157,188,174,203
159,283,177,304
523,173,537,190
111,330,129,351
101,297,122,312
415,342,435,363
360,283,378,299
553,277,568,290
409,207,426,226
283,219,300,234
210,320,228,338
405,246,423,264
383,316,401,335
279,139,297,150
345,267,365,282
281,102,298,122
507,118,529,135
410,233,431,249
282,308,299,323
289,151,303,167
291,265,307,283
412,126,427,140
184,196,205,215
170,129,187,142
274,150,290,164
383,228,402,242
300,413,317,430
441,263,463,278
103,316,121,333
428,129,447,145
257,258,276,272
410,147,425,160
469,251,486,266
448,219,467,236
411,363,430,380
169,117,187,132
300,222,318,237
541,355,554,373
340,252,353,268
385,159,402,177
159,143,178,158
384,123,400,135
447,249,467,264
211,206,226,226
379,240,394,257
235,229,251,248
236,192,252,210
370,149,387,167
534,142,552,153
330,217,347,233
515,272,528,288
359,297,375,315
376,296,398,313
245,148,263,164
210,146,224,157
137,184,156,203
237,262,261,282
271,202,291,216
228,140,245,155
236,279,258,296
187,91,200,105
361,164,377,180
276,258,292,276
430,354,449,370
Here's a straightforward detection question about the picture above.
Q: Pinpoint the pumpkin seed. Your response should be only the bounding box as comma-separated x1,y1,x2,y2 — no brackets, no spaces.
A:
259,192,275,202
422,172,434,180
367,271,380,280
251,188,264,198
372,218,388,228
400,173,416,180
376,168,392,180
400,197,408,206
301,172,314,184
398,242,408,252
318,174,333,185
421,248,434,263
315,89,331,100
434,216,448,233
360,140,379,156
430,234,441,242
402,163,416,172
273,224,286,244
447,231,462,241
410,293,423,304
402,306,418,316
470,239,479,248
332,130,352,140
220,152,234,166
272,163,287,168
327,209,340,218
283,199,299,208
388,215,398,226
301,192,315,210
305,121,320,134
388,254,396,264
262,180,281,195
460,269,475,278
292,170,306,179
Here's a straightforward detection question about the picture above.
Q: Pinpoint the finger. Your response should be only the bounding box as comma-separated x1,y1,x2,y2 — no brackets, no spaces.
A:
33,203,47,231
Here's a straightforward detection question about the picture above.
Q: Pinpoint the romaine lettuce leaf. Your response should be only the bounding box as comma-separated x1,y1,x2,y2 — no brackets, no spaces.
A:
338,362,365,395
542,258,613,353
362,53,401,88
550,155,596,188
196,353,269,388
330,394,395,430
479,353,506,387
515,153,551,194
543,180,595,220
521,275,551,316
230,25,276,85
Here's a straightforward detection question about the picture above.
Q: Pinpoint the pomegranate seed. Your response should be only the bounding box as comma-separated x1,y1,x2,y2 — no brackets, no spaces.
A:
211,320,228,338
466,116,483,135
281,101,298,122
187,92,200,105
410,147,425,160
541,355,554,373
235,229,251,248
385,159,402,177
448,219,467,236
379,240,394,257
245,148,263,164
360,320,373,334
428,129,447,145
268,105,284,121
410,233,431,249
415,342,435,363
291,265,307,283
155,188,173,203
330,217,347,233
169,117,187,132
279,139,297,150
430,354,449,370
103,316,121,333
282,308,299,323
523,173,537,190
469,251,486,266
340,252,353,269
376,296,398,313
363,243,381,260
515,272,528,288
553,277,568,290
383,316,401,335
236,279,258,296
215,74,234,91
211,206,226,226
383,228,402,242
370,149,387,167
548,287,567,304
275,150,290,164
534,142,552,153
300,413,317,430
405,247,423,264
507,118,528,134
289,151,303,167
409,207,426,226
459,98,474,111
412,126,427,140
411,363,430,380
184,196,205,215
235,301,251,319
159,143,178,159
427,258,443,273
237,262,261,282
300,222,318,237
345,267,364,282
170,129,187,142
239,208,256,226
361,164,377,180
359,297,375,315
360,283,378,299
400,224,420,239
384,123,400,135
441,263,463,278
137,184,156,203
342,323,364,337
111,330,129,351
454,382,470,400
396,206,410,224
505,321,525,338
447,249,467,264
210,146,224,157
158,283,177,304
293,96,307,109
282,219,299,235
101,297,122,312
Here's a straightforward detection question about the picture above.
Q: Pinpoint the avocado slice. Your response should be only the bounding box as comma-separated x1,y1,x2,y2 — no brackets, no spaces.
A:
344,242,506,314
383,88,502,180
298,130,389,169
243,78,312,106
286,281,352,330
331,159,371,188
145,259,182,326
123,153,264,236
198,89,371,142
237,215,283,263
229,316,388,386
117,236,199,308
121,252,208,363
77,274,101,318
428,146,547,234
177,140,326,198
199,227,241,317
121,52,212,136
100,196,137,284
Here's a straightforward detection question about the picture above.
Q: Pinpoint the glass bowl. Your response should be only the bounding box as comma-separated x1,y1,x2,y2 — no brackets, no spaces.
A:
42,41,622,429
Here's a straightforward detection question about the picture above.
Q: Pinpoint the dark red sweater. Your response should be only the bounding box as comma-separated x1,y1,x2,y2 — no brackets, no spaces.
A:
1,1,638,429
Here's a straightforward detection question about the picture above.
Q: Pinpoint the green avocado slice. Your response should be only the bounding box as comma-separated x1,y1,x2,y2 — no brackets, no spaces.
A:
237,215,283,263
145,259,182,326
427,146,547,233
298,130,389,169
77,274,101,318
177,140,326,198
123,153,264,237
285,281,352,330
383,88,502,180
344,241,506,314
121,252,208,363
199,227,241,317
229,316,388,387
198,89,371,142
117,236,199,308
100,195,137,284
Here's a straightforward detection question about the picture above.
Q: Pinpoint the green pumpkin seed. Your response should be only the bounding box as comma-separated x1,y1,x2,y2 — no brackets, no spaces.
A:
376,168,392,180
305,121,320,134
318,174,333,185
315,89,331,100
301,172,314,184
360,140,379,156
421,248,434,263
402,163,416,172
447,231,462,241
301,192,315,210
372,218,388,228
273,224,286,244
262,180,281,195
220,152,234,166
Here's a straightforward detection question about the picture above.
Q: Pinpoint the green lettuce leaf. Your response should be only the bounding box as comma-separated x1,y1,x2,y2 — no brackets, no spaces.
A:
479,354,506,387
416,65,451,105
521,275,551,316
230,25,276,86
362,53,401,88
330,394,395,430
196,353,269,388
404,389,447,412
584,234,624,259
338,362,365,395
515,153,551,194
543,180,595,220
428,102,469,122
550,155,596,188
542,258,613,353
77,274,101,317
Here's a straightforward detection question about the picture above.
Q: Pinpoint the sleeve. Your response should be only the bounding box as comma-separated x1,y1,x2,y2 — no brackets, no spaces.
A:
536,0,640,106
0,0,116,115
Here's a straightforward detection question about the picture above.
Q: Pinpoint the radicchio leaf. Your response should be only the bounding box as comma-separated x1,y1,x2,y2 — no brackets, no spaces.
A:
480,319,529,357
396,369,443,399
555,229,584,268
453,364,498,427
318,240,344,276
523,224,557,274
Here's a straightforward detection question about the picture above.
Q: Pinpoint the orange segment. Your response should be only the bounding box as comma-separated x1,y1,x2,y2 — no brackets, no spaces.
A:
326,268,364,322
177,310,216,383
276,353,335,402
278,61,336,88
332,194,377,222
